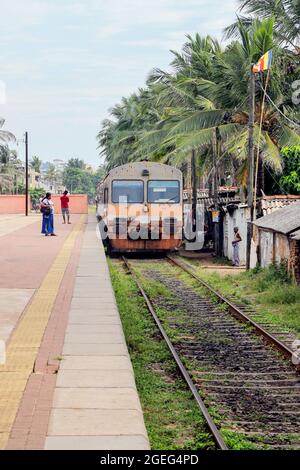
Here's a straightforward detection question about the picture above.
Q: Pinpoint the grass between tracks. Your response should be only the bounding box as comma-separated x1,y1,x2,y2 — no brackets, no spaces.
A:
130,262,260,450
110,259,260,450
187,259,300,338
108,259,215,451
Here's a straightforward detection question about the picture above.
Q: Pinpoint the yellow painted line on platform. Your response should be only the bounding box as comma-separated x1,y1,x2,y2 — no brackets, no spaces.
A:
0,215,85,448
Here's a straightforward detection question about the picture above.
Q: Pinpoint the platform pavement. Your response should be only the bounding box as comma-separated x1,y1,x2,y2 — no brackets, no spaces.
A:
0,214,40,238
44,217,149,450
1,214,149,450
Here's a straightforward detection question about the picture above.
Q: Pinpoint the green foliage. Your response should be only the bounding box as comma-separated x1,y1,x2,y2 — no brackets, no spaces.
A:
266,146,300,194
97,15,300,190
0,145,24,194
62,160,105,198
279,147,300,194
29,188,44,201
227,0,300,48
190,260,300,334
15,182,26,194
0,145,10,164
262,260,291,284
65,158,86,170
30,156,42,173
0,118,15,144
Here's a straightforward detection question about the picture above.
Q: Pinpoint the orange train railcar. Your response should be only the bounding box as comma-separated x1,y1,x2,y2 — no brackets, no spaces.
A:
97,162,183,254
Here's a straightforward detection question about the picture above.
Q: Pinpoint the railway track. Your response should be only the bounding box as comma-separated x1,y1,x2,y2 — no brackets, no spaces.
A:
122,256,300,450
167,255,298,361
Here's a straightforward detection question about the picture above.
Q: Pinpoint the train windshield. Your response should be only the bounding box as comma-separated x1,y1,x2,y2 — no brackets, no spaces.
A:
148,180,180,203
112,180,144,203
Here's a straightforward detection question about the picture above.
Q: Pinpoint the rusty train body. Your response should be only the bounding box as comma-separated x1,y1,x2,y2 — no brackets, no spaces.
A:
97,162,183,254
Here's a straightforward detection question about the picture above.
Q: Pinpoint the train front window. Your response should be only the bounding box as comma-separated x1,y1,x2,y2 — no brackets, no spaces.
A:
148,180,180,203
112,180,144,203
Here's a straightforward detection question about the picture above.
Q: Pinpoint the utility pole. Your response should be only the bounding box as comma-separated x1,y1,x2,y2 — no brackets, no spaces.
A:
246,66,255,269
25,132,29,217
213,129,219,210
191,149,197,232
212,128,220,256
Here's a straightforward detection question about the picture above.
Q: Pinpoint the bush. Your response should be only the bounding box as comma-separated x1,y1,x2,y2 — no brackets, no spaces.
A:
249,261,291,292
267,285,300,304
264,261,291,284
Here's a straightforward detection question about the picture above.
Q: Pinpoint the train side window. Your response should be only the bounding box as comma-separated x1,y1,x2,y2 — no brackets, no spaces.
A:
112,180,144,204
104,188,108,204
148,180,180,203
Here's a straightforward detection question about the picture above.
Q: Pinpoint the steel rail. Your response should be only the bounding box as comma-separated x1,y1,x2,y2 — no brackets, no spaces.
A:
167,255,297,364
122,256,228,451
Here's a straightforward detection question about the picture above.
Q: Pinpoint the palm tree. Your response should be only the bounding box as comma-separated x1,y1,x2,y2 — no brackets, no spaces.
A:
30,156,42,173
0,146,24,194
97,17,300,200
225,0,300,48
66,158,86,170
97,88,161,170
0,118,15,144
136,19,300,193
45,163,57,190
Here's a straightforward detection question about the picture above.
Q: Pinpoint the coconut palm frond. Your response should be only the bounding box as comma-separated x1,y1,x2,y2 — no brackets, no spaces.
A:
225,129,249,160
0,117,15,143
236,159,249,188
261,132,282,171
168,110,226,136
277,125,300,148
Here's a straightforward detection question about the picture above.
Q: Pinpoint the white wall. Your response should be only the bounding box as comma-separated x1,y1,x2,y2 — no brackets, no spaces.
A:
223,206,248,265
260,231,273,268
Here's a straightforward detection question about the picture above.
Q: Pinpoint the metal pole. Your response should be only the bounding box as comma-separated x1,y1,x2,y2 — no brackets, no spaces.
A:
191,149,197,232
247,66,255,210
247,66,255,269
213,128,219,210
25,132,29,216
212,128,220,256
253,69,270,220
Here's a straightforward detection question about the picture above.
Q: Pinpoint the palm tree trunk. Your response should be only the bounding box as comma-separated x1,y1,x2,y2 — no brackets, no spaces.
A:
186,157,192,204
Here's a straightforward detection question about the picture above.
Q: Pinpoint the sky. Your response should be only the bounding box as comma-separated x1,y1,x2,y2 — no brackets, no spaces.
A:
0,0,238,166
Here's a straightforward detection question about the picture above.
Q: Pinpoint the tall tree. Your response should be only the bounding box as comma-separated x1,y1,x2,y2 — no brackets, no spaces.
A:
136,19,300,190
45,163,58,187
65,158,86,170
97,17,300,196
30,156,42,173
0,146,24,194
0,118,15,144
225,0,300,48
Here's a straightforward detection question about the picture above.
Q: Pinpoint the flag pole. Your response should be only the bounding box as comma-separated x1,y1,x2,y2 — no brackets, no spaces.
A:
253,69,270,220
246,64,256,270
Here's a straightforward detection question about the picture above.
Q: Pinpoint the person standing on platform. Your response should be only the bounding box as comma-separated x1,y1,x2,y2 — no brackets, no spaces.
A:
232,226,242,267
60,190,71,224
41,193,56,237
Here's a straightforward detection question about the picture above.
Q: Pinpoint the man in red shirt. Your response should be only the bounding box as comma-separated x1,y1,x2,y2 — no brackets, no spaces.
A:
60,190,71,224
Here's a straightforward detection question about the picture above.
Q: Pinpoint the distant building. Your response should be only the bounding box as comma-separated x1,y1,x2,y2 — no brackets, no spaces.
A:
40,161,51,174
28,169,43,190
39,159,65,194
52,159,66,172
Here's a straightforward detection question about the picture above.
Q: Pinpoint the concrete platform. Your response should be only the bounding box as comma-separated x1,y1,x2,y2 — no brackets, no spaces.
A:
44,217,150,450
0,288,34,344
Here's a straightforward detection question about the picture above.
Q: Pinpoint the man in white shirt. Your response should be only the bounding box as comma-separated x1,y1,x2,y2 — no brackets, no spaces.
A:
232,226,242,266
